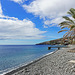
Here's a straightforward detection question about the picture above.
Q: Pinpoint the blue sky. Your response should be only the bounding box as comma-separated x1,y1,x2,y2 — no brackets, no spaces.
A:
0,0,75,45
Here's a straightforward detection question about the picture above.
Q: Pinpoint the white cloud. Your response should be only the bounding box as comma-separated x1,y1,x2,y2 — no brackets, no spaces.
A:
22,0,75,27
11,0,27,4
0,18,46,39
0,3,46,40
43,17,65,28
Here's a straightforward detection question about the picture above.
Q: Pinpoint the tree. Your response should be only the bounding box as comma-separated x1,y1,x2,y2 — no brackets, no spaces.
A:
58,8,75,44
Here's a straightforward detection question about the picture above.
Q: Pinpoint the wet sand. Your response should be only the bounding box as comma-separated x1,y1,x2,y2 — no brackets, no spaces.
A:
4,45,75,75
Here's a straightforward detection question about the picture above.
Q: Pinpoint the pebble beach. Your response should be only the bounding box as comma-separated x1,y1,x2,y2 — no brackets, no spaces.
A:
4,45,75,75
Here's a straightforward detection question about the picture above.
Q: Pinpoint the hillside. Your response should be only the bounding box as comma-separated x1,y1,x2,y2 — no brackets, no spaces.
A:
36,38,70,45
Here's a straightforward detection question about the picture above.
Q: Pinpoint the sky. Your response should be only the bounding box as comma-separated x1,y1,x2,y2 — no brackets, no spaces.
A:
0,0,75,45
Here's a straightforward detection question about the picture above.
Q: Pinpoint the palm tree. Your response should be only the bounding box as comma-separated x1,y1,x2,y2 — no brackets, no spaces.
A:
58,8,75,44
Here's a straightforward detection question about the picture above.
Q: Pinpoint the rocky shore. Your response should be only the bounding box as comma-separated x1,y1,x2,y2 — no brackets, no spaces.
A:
4,45,75,75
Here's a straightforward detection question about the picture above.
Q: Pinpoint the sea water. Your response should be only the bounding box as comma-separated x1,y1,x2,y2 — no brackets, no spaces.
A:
0,45,64,74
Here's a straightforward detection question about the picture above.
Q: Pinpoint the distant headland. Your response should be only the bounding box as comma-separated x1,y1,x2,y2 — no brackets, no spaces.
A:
36,38,71,45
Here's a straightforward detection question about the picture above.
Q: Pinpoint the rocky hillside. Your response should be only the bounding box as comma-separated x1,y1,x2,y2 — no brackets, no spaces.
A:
36,38,70,45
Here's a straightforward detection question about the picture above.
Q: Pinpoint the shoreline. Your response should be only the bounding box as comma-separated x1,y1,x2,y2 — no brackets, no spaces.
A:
2,45,75,75
1,49,57,75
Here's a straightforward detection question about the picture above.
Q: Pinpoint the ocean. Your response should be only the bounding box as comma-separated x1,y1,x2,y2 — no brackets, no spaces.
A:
0,45,64,74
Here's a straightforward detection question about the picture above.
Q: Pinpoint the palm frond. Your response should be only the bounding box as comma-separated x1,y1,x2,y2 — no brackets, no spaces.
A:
70,26,75,31
67,11,73,16
63,16,74,23
58,30,68,33
69,8,75,19
61,26,69,29
59,21,72,26
63,31,69,37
